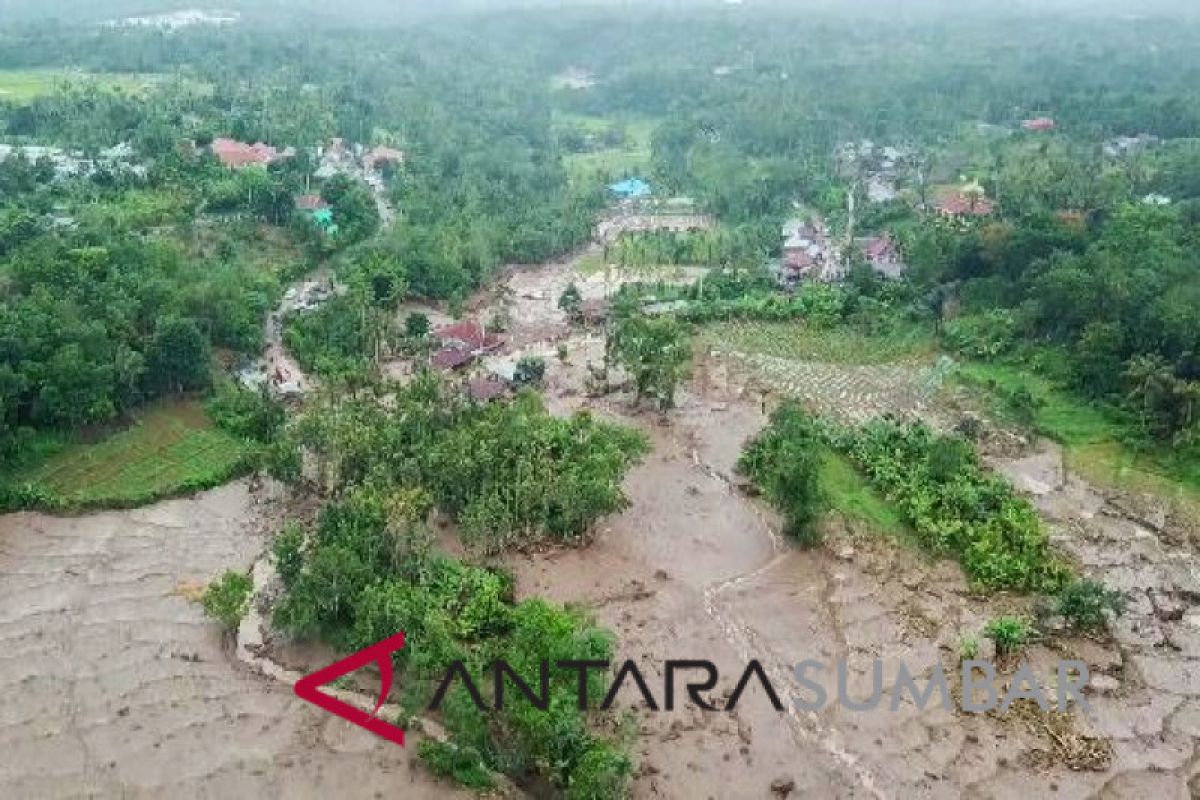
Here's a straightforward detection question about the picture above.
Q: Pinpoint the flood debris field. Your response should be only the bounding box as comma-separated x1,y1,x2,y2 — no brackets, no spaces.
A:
0,485,467,799
1,248,1199,798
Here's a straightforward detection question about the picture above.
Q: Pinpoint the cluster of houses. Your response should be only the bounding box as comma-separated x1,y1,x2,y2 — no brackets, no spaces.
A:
206,135,405,233
208,136,405,178
314,138,404,179
835,140,914,204
770,218,907,288
776,218,844,286
597,179,715,244
0,141,145,181
106,9,241,29
428,319,512,403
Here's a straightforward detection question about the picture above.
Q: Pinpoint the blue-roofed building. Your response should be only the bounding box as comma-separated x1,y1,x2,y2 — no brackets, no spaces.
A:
609,178,652,200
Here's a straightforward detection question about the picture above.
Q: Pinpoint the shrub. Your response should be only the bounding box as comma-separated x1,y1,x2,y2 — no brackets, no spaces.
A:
566,741,633,800
201,570,253,631
273,522,306,589
558,283,583,320
206,383,285,443
1053,579,1126,633
833,420,1070,592
942,310,1018,359
958,634,980,661
985,616,1034,655
514,355,547,386
418,740,494,789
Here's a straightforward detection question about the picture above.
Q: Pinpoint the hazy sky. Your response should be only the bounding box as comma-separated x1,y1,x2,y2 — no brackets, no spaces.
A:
1,0,1196,27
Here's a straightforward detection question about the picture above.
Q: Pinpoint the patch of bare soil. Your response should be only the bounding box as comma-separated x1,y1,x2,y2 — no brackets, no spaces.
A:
0,482,468,798
989,441,1200,795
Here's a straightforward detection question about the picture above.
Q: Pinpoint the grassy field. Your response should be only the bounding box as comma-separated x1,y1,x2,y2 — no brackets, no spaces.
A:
956,360,1200,505
820,449,908,537
557,113,657,185
0,69,161,102
699,320,937,365
3,400,254,510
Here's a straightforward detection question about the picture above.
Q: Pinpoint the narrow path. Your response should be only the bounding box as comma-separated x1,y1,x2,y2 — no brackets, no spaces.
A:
261,159,398,398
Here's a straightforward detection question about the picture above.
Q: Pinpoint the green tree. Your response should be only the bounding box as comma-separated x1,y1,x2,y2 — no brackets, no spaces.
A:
514,355,547,386
610,315,690,410
145,318,211,396
201,571,253,632
558,283,583,321
405,312,431,339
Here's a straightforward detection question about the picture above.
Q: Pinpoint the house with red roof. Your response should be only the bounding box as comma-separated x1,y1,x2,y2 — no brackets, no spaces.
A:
428,319,504,372
211,137,289,169
859,234,906,279
1022,117,1057,132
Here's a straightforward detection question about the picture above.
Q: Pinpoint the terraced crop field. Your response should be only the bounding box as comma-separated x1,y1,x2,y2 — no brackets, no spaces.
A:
6,400,252,508
700,320,936,365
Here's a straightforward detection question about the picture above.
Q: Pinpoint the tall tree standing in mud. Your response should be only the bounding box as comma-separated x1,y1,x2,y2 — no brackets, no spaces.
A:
610,315,691,411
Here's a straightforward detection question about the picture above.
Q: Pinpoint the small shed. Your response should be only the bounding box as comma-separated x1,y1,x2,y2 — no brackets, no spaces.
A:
609,178,652,200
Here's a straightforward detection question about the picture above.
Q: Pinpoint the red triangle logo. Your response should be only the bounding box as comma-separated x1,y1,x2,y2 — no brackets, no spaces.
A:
293,631,407,747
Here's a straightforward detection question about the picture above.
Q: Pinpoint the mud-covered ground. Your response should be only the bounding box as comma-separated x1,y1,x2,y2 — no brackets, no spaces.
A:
489,254,1200,798
2,247,1199,798
0,484,466,799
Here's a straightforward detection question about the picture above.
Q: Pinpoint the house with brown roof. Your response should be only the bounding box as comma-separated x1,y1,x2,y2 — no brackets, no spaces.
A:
433,320,503,354
431,348,476,371
363,146,405,172
935,188,995,218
